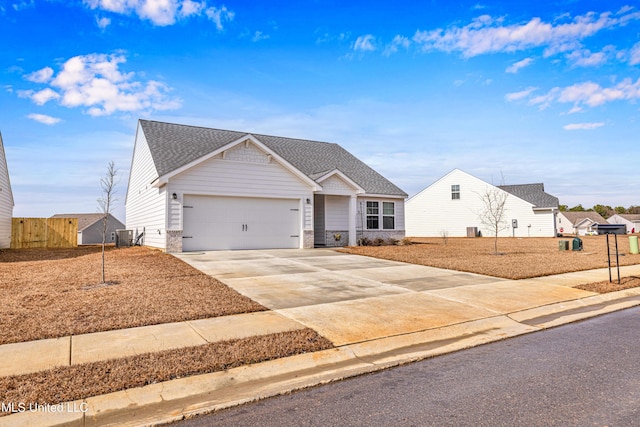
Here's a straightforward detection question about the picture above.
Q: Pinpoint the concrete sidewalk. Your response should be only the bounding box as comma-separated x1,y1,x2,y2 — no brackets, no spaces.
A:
2,250,640,426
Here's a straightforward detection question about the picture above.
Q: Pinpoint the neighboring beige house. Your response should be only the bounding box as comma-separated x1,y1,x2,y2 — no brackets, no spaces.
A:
125,120,407,252
51,213,125,245
405,169,559,237
607,214,640,234
0,133,14,249
556,211,607,236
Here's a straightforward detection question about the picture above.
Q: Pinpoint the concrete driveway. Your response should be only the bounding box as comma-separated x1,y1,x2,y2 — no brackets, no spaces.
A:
174,249,594,346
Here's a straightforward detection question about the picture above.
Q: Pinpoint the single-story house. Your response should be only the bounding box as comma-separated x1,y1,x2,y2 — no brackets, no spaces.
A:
0,132,14,249
607,214,640,234
405,169,559,237
556,211,607,236
125,120,407,252
51,213,125,245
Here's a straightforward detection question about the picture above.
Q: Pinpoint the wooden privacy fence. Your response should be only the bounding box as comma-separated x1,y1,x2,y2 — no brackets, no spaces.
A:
11,218,78,249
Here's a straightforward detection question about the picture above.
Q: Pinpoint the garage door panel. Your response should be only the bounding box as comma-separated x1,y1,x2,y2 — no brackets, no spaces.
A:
183,196,300,251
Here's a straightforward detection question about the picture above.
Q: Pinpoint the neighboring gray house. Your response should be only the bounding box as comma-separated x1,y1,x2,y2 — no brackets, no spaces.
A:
607,214,640,233
556,211,607,236
125,120,407,252
406,169,559,237
51,213,125,245
0,133,14,249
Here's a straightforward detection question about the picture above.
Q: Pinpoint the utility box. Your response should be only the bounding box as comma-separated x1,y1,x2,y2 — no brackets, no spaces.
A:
630,236,639,255
558,240,569,251
572,237,583,251
115,229,133,248
466,227,478,237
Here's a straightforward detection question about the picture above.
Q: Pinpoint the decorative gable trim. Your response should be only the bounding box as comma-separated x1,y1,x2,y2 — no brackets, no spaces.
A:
152,134,321,191
315,169,365,194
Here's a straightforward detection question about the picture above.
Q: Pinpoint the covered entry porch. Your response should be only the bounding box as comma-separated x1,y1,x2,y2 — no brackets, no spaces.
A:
313,194,357,247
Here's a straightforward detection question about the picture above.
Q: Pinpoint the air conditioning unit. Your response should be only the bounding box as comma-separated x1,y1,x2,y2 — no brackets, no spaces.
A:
115,229,133,248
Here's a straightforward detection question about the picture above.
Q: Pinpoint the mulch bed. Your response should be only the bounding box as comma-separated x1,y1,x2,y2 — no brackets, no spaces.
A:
0,329,333,416
0,246,265,345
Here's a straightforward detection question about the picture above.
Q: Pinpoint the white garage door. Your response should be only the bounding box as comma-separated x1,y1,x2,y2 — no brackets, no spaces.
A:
182,195,301,251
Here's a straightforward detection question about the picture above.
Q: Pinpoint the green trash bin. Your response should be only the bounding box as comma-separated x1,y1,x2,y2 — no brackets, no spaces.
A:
558,240,569,251
572,237,583,251
630,236,639,255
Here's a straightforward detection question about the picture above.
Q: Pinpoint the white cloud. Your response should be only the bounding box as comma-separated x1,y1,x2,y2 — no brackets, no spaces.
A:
354,34,376,52
25,66,54,83
251,31,269,42
27,113,61,125
20,53,182,116
204,5,234,30
31,88,60,105
630,41,640,65
179,0,204,17
504,86,537,101
97,16,111,28
566,46,614,67
558,78,640,107
12,0,34,11
383,35,410,56
412,9,640,58
506,57,534,73
563,122,605,130
82,0,233,28
518,78,640,111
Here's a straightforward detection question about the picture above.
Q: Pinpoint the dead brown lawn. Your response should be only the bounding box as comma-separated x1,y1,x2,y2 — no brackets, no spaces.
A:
1,238,637,414
0,329,333,416
342,236,640,281
0,246,334,416
0,246,265,345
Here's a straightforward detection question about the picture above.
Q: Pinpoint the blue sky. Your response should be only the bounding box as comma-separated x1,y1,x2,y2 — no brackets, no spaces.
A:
1,0,639,221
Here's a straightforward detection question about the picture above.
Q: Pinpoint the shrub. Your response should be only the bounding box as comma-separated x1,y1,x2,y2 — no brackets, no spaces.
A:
400,237,413,246
386,238,399,246
357,237,371,246
372,237,386,246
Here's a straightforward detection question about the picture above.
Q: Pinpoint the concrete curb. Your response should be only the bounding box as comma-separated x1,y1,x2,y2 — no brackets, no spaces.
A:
2,288,639,427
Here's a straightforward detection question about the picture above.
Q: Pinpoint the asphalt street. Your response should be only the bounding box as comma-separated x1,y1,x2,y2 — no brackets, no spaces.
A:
177,307,640,427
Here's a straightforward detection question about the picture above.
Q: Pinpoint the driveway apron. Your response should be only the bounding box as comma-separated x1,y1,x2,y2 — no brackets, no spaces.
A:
174,249,593,346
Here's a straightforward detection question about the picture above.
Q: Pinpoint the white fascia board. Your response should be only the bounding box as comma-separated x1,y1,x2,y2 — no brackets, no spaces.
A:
315,169,365,194
359,193,407,200
152,134,321,191
0,133,14,207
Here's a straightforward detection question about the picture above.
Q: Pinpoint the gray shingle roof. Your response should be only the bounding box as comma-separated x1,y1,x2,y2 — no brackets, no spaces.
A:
51,213,124,231
498,183,559,208
559,211,607,225
619,214,640,221
140,120,407,196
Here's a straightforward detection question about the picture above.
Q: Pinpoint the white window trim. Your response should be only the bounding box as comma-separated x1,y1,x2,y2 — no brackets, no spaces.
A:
365,200,396,230
451,184,460,200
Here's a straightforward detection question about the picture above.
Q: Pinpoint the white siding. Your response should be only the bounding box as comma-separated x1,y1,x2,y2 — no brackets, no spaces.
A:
406,169,555,237
318,175,356,195
607,214,639,233
325,195,349,229
0,135,13,249
167,145,315,234
125,124,167,249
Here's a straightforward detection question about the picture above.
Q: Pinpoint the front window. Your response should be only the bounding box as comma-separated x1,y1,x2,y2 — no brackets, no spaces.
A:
451,184,460,200
366,201,395,230
383,202,395,229
366,201,379,229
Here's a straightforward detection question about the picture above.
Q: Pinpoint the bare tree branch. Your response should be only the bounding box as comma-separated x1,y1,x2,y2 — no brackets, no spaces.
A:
477,185,509,254
98,161,118,284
